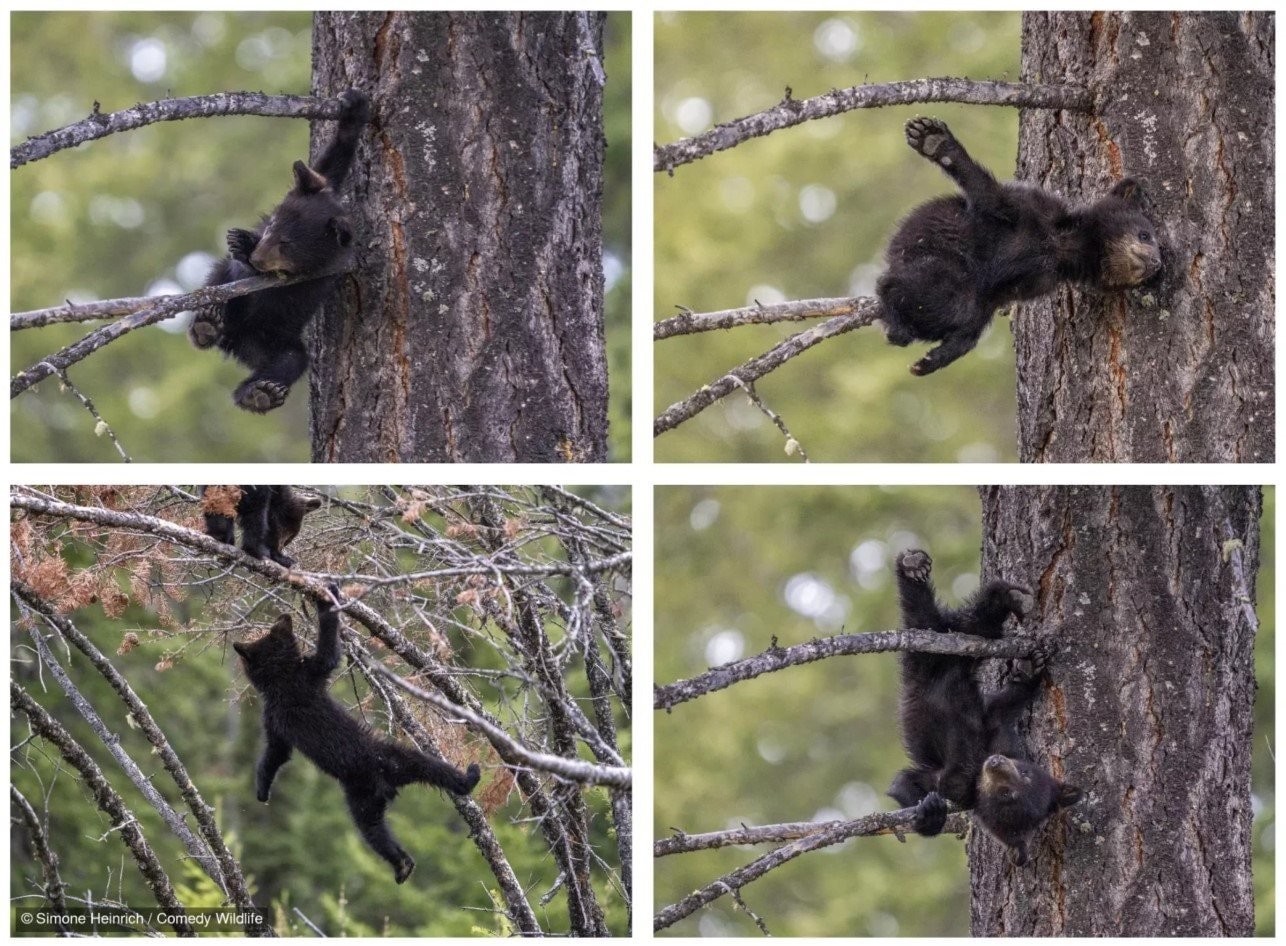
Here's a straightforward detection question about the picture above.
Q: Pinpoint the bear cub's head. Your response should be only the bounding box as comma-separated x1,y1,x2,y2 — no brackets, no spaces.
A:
248,164,355,277
975,753,1084,865
233,614,302,689
270,488,323,554
1082,179,1164,289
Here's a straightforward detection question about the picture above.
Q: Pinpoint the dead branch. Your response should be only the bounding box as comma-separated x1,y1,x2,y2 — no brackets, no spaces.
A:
12,295,159,331
12,91,343,169
10,681,193,936
653,301,882,436
374,665,631,788
655,810,970,857
653,804,966,931
10,786,69,918
11,264,352,398
12,580,269,933
655,629,1038,711
655,77,1092,172
655,296,868,340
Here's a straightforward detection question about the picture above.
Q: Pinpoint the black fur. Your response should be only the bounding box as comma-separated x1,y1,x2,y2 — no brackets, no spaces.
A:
201,485,321,568
190,89,371,413
877,117,1163,375
888,549,1082,865
233,586,482,884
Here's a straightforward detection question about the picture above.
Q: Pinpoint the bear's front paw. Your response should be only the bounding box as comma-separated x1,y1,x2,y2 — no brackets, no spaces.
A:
897,549,933,583
912,791,948,837
339,88,372,124
226,228,259,261
1003,584,1034,619
905,116,954,161
234,380,290,414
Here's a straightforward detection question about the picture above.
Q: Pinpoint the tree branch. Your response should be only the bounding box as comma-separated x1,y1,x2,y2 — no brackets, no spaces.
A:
655,296,869,340
10,786,69,919
12,296,160,331
10,681,193,936
373,664,631,788
655,810,970,857
654,301,882,436
653,804,966,931
12,580,269,934
10,264,352,398
655,77,1093,172
12,91,344,169
655,629,1038,711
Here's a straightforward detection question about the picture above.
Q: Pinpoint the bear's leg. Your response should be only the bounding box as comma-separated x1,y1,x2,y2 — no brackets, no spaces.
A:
905,117,1005,210
909,327,984,376
895,549,945,632
233,341,309,414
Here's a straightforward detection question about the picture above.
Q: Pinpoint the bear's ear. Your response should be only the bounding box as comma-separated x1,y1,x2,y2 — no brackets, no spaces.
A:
328,216,354,247
1053,782,1084,811
292,160,328,194
232,640,248,658
1109,178,1148,209
269,614,294,638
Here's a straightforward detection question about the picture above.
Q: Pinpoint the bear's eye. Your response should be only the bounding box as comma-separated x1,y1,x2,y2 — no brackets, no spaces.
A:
1138,231,1152,243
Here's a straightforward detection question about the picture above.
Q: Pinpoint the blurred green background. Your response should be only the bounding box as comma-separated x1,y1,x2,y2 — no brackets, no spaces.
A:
11,12,631,462
11,485,631,936
655,12,1023,462
654,486,1275,935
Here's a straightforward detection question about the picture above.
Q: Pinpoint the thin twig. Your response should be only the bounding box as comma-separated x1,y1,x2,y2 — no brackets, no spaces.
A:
52,369,131,462
11,264,352,398
731,377,809,461
12,91,344,168
654,629,1037,711
655,296,865,340
655,77,1093,172
653,299,882,436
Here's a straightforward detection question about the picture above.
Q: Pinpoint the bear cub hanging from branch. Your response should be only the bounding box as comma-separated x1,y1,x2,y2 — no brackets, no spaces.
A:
234,585,482,883
876,117,1162,376
889,549,1082,866
189,89,371,412
200,485,321,568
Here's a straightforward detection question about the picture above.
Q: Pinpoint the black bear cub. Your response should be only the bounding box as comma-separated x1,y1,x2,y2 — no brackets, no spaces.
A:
234,585,482,884
889,549,1082,865
877,117,1162,376
201,485,321,568
190,89,371,412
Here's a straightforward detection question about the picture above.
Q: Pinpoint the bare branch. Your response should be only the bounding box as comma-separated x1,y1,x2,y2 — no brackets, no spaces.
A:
13,296,159,331
655,296,867,340
653,804,966,931
655,77,1092,172
653,300,882,436
11,265,352,398
10,786,69,917
655,629,1038,711
10,681,193,935
12,91,344,169
655,811,969,857
373,664,631,788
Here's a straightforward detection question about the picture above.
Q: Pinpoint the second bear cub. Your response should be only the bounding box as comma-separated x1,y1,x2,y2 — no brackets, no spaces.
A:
888,549,1082,865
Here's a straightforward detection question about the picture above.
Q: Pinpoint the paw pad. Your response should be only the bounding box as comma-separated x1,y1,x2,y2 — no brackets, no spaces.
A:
188,313,222,349
1006,586,1034,618
235,380,289,414
897,549,933,582
905,117,952,159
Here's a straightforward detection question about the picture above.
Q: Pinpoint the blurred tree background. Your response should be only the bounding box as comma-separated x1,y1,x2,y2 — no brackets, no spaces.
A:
11,485,631,936
655,13,1022,462
654,486,1275,935
11,12,632,463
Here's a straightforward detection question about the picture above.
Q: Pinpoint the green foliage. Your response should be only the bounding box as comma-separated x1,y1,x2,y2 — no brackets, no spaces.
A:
654,13,1022,462
12,12,631,462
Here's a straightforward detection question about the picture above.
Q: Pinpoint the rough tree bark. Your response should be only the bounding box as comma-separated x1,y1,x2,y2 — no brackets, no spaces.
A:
974,486,1258,935
309,12,609,462
1015,13,1273,463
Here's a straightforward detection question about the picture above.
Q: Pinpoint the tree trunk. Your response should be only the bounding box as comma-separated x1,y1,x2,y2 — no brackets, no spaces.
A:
309,12,609,462
1014,13,1273,463
972,486,1258,935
